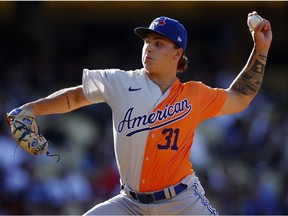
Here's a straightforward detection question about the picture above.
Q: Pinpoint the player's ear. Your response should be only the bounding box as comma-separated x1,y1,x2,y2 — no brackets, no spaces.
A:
174,48,183,59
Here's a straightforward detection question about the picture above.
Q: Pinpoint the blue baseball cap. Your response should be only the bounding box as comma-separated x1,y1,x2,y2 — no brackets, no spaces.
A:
134,16,187,51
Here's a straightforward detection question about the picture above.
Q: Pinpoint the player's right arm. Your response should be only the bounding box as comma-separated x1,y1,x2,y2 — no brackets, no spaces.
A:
216,12,272,117
19,85,93,116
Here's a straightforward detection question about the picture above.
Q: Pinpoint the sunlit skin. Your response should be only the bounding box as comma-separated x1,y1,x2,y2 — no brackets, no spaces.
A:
142,32,183,93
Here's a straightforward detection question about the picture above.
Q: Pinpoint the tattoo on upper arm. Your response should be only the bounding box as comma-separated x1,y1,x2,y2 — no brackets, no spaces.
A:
232,51,267,96
65,93,71,110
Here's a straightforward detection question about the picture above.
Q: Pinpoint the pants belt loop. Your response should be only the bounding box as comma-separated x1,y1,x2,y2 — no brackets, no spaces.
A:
163,187,172,199
168,185,176,198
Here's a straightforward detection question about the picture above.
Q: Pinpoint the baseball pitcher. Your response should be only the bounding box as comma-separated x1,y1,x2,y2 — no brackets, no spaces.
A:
6,11,272,215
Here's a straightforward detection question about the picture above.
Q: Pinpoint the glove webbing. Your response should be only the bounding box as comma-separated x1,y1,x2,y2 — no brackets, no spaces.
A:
13,120,61,163
13,120,46,152
13,120,30,141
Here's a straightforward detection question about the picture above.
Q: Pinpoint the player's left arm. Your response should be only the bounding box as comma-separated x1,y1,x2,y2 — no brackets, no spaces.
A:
216,12,272,117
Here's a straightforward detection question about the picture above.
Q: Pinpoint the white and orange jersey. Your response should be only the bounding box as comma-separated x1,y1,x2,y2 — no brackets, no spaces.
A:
82,68,226,192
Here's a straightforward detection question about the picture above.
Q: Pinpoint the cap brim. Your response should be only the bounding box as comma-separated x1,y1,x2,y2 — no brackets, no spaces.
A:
134,27,184,50
134,27,165,39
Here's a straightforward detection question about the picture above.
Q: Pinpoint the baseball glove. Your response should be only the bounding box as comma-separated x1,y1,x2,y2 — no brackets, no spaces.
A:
6,108,49,156
6,108,60,162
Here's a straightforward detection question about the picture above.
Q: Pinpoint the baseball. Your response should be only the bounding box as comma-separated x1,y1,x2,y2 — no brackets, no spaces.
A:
247,14,263,30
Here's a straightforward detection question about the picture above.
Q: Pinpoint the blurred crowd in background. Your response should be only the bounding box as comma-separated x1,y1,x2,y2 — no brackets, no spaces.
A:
0,2,287,215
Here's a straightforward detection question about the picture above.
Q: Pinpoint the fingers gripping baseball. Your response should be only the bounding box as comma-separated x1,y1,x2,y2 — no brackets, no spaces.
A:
247,11,272,52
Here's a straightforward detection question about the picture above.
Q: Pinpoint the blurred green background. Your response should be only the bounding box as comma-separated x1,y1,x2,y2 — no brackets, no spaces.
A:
0,1,287,214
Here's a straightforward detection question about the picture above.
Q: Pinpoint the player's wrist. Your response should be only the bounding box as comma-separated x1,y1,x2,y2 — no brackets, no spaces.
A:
19,104,36,116
254,43,270,55
253,45,269,62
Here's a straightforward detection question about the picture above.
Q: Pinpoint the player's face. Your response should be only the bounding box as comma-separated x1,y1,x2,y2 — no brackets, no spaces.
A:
142,33,182,74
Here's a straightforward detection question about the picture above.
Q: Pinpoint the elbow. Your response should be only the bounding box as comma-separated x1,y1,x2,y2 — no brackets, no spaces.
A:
222,88,255,116
235,91,254,113
239,99,251,112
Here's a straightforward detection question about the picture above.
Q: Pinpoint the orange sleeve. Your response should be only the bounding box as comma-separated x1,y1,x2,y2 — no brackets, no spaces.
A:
196,82,227,122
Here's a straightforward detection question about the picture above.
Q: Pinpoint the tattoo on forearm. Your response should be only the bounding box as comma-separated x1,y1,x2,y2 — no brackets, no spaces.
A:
232,51,267,96
65,93,71,110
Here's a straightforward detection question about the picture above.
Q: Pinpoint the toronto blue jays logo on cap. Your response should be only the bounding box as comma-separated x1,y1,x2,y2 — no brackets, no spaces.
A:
151,18,166,28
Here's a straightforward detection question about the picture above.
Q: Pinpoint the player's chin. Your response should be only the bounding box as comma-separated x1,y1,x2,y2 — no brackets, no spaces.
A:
143,62,154,72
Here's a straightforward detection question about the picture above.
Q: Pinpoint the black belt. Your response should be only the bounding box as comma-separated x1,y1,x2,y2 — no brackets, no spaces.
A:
121,183,187,204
